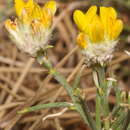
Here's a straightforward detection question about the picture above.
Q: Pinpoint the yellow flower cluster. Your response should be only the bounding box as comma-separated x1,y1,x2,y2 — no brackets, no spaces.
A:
73,6,123,49
5,1,123,64
73,6,123,64
5,0,56,56
15,0,56,27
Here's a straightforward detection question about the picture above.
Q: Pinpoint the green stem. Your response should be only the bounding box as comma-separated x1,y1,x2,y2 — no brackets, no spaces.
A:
96,94,101,130
17,102,72,114
37,56,96,130
93,64,110,130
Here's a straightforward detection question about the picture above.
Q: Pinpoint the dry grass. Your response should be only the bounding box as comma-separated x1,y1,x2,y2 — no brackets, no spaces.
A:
0,0,130,130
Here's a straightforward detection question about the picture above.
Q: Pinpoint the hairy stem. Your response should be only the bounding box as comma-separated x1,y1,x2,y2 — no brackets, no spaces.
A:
93,64,110,130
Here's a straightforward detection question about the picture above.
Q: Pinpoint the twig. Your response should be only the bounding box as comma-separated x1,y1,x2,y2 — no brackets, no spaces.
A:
42,108,68,122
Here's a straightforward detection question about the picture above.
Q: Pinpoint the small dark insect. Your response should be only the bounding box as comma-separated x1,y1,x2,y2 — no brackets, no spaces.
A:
9,16,16,21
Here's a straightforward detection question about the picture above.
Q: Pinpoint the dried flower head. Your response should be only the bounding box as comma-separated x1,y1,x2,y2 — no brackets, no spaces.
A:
73,6,123,65
5,0,57,56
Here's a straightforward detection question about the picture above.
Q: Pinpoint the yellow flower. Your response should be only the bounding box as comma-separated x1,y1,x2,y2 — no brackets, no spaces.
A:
5,0,57,56
74,6,123,47
73,5,123,64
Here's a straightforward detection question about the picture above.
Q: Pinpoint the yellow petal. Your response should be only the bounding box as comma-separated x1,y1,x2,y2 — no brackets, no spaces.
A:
107,7,117,19
73,10,87,32
27,0,33,6
111,19,123,40
15,0,35,19
89,15,104,43
14,0,25,17
31,3,43,20
85,5,97,20
100,7,108,28
84,6,97,34
41,8,52,27
44,1,57,15
20,11,29,24
19,0,36,24
24,0,34,15
100,6,117,29
76,33,87,49
106,18,114,40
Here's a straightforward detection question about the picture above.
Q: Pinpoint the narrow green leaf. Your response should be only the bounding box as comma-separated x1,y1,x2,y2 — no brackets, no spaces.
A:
17,102,72,114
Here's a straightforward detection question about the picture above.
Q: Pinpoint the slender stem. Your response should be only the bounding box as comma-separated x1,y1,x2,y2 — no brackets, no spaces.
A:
93,64,110,130
96,94,101,130
37,56,96,130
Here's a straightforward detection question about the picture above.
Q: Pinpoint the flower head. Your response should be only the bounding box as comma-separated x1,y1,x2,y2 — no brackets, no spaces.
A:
5,0,57,56
73,6,123,65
